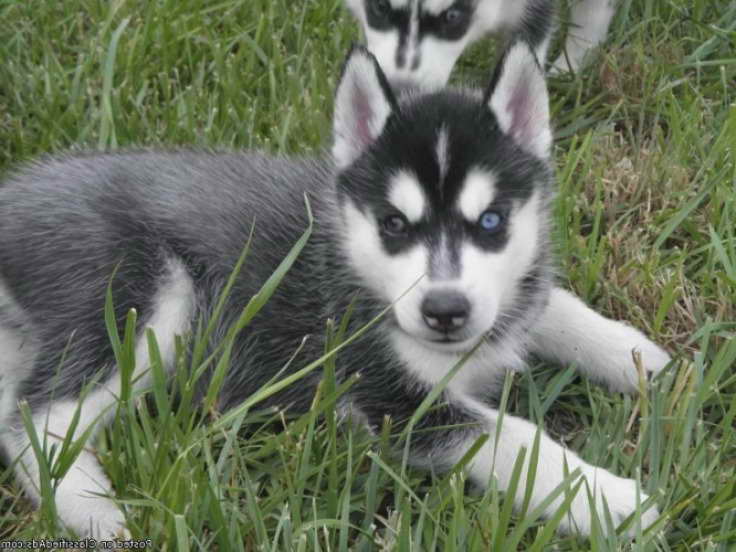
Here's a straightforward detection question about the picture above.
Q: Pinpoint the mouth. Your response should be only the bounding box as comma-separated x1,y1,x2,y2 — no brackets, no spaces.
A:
428,336,464,344
392,313,487,353
419,333,483,353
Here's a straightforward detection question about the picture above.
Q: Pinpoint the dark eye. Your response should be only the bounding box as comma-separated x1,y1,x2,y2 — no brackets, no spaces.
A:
477,210,504,233
382,213,409,236
443,6,467,26
369,0,391,18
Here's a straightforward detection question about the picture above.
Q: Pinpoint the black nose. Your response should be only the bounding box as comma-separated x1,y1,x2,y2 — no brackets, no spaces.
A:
421,291,470,333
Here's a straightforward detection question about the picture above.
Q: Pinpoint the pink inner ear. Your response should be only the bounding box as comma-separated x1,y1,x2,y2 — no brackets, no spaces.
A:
352,81,375,148
506,74,532,142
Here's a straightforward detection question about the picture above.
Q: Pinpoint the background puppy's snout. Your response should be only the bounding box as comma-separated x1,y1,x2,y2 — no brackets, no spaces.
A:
421,291,470,333
388,77,421,96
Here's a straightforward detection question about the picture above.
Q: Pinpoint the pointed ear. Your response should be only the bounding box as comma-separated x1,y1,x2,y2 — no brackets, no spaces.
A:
332,46,397,169
484,41,552,159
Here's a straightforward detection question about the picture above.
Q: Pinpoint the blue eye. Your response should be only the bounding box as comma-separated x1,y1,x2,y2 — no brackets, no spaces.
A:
478,210,504,233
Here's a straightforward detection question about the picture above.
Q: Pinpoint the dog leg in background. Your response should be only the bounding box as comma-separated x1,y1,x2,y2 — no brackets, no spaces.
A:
530,287,671,392
551,0,617,72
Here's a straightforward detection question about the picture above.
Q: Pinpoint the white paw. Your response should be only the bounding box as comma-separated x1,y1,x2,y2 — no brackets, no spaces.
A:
580,320,671,393
603,323,671,393
564,467,659,537
56,491,128,538
632,336,671,378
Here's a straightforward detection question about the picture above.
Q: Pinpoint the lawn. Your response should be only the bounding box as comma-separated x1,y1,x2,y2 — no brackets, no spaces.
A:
0,0,735,549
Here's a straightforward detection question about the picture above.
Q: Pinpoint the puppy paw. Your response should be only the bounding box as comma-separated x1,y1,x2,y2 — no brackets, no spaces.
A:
564,467,659,537
631,335,671,380
56,492,128,538
91,507,130,540
581,320,672,393
605,323,671,393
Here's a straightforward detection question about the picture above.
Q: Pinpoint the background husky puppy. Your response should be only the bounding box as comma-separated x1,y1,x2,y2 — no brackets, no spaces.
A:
0,42,663,538
345,0,618,86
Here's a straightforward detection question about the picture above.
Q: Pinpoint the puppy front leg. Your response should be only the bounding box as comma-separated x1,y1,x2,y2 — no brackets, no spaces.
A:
530,287,670,392
463,399,659,536
349,384,657,536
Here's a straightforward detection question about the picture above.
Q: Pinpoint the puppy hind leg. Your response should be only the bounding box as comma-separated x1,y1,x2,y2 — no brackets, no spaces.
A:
3,387,128,538
2,257,195,537
0,319,120,535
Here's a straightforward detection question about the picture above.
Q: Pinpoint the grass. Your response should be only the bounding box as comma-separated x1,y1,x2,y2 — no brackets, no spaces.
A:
0,0,735,549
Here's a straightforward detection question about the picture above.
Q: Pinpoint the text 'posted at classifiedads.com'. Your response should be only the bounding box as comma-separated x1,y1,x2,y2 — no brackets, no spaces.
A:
0,538,153,549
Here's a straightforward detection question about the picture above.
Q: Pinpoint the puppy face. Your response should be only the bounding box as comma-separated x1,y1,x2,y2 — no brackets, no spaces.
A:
345,0,527,88
332,44,552,351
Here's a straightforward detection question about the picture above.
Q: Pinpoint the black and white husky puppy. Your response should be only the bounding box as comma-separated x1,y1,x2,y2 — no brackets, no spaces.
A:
0,42,666,538
345,0,618,86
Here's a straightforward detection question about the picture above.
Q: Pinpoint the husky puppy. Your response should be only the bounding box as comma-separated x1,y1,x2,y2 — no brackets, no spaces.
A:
0,42,666,538
345,0,618,86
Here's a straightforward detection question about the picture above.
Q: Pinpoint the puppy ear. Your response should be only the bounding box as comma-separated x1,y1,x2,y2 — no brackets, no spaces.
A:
484,40,552,159
332,46,397,169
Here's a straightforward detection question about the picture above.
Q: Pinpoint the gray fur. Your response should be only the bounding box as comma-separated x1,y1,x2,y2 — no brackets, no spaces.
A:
0,43,662,537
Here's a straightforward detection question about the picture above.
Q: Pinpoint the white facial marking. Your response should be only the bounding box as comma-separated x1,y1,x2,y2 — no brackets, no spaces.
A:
421,0,456,15
363,25,465,89
405,1,420,68
457,168,497,222
435,126,450,183
430,232,453,280
408,35,464,88
473,0,526,31
346,181,542,351
341,198,428,328
343,172,542,367
478,192,542,317
428,191,542,346
389,171,426,223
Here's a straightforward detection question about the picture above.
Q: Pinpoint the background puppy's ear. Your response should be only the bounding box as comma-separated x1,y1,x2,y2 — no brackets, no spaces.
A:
332,46,397,169
484,40,551,159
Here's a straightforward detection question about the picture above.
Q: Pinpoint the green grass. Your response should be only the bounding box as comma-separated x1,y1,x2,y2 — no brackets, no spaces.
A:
1,0,735,549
